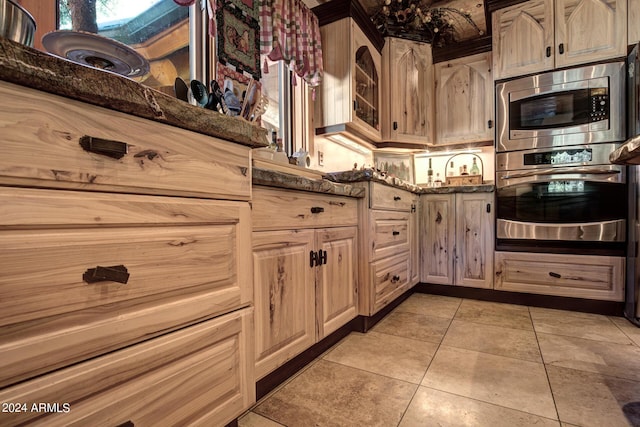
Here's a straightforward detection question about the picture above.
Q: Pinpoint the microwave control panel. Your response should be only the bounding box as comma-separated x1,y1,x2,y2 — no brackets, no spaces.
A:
589,88,609,122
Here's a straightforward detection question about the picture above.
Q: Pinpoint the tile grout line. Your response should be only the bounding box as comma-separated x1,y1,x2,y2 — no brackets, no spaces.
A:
530,305,562,424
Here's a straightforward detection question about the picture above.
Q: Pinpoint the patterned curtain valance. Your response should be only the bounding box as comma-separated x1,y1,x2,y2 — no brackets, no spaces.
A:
259,0,323,88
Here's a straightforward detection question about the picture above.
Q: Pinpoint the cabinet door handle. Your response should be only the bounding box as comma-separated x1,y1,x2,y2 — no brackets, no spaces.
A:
392,231,400,236
79,135,128,159
487,119,493,129
546,46,551,57
83,265,130,284
391,275,400,283
393,121,398,130
549,271,562,279
486,203,491,213
319,250,328,266
353,100,357,111
393,196,401,201
558,43,564,54
310,207,324,214
411,204,416,213
435,211,442,224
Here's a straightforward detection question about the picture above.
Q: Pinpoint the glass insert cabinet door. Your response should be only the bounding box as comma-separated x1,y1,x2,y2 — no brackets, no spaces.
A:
354,46,379,131
57,0,209,95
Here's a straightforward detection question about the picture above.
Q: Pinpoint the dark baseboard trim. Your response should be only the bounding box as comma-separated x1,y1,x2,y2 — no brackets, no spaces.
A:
255,289,415,400
356,289,415,333
255,317,357,401
414,283,625,317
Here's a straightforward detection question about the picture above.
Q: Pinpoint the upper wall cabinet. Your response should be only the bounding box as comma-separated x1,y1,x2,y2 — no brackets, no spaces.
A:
381,37,434,145
315,18,382,143
434,52,493,145
631,0,640,45
492,0,627,80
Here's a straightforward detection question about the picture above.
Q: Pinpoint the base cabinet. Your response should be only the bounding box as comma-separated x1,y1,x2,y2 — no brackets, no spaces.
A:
252,187,358,380
421,192,494,289
495,251,625,301
357,182,420,316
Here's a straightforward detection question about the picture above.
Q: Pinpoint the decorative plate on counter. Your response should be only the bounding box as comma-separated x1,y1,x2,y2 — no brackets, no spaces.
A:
42,30,150,78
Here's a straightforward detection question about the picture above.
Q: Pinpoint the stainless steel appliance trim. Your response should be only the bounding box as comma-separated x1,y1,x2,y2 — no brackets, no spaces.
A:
496,165,626,188
496,143,621,171
496,218,627,242
496,62,626,152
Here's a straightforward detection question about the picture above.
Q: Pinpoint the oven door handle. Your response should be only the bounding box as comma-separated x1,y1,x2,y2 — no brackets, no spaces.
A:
500,166,622,180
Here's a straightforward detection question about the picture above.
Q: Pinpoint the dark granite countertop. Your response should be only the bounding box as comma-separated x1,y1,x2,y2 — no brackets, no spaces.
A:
0,37,268,148
324,169,495,194
610,135,640,165
253,168,366,198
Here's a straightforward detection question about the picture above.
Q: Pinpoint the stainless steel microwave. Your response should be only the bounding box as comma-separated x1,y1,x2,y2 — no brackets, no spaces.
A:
496,62,626,152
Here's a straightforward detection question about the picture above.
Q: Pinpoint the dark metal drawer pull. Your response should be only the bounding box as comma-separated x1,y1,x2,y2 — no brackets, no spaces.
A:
391,275,401,283
548,271,562,279
392,231,400,236
79,136,129,159
310,207,324,214
83,265,130,284
116,422,135,427
393,196,401,201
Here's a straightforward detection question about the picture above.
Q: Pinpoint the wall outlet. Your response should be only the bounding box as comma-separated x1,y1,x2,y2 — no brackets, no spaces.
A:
317,151,324,166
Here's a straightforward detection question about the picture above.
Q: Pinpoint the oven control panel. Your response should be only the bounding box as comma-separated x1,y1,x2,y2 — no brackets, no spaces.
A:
524,148,593,166
589,88,609,122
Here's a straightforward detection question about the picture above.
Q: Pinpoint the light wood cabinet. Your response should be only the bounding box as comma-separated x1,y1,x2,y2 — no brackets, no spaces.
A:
492,0,627,80
356,182,420,316
434,52,494,145
495,251,624,301
316,18,382,142
252,186,358,380
421,192,494,289
381,37,435,144
631,0,640,45
0,81,255,426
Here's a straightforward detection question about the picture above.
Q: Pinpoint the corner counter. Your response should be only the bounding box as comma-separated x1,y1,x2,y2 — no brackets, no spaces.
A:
610,135,640,165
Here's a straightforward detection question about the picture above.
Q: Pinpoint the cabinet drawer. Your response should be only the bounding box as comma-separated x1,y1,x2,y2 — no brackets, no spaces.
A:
371,253,410,314
0,187,251,387
0,308,255,427
369,210,410,261
370,182,415,211
494,251,624,301
0,81,251,200
252,186,358,230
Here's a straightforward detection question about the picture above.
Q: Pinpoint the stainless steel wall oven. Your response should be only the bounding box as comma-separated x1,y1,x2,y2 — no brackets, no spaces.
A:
495,62,628,256
496,143,627,255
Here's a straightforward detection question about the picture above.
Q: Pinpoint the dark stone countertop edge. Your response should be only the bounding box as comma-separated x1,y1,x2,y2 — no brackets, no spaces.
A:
252,168,366,198
324,169,495,194
610,135,640,165
0,37,268,148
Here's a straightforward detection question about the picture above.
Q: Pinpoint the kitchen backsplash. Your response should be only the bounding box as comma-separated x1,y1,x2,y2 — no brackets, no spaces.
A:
414,147,495,185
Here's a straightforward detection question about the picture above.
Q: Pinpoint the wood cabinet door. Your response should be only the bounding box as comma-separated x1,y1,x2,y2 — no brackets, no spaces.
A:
420,194,455,285
454,193,494,289
435,52,494,145
555,0,627,68
351,20,382,142
409,196,420,286
382,37,434,144
252,229,315,380
316,227,358,339
492,0,554,80
631,0,640,45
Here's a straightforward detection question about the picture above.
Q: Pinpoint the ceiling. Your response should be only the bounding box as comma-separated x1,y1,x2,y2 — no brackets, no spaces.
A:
306,0,488,45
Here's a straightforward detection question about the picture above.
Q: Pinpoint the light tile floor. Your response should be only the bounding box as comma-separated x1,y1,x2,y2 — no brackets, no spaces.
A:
239,294,640,427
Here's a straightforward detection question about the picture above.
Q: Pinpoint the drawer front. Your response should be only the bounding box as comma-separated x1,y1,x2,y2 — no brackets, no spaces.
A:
0,308,255,427
369,210,410,261
370,182,415,211
494,251,625,301
370,253,410,314
0,187,252,388
252,186,358,230
0,81,251,200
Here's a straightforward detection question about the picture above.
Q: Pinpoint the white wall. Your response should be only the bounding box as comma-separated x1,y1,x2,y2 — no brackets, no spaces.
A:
307,135,374,172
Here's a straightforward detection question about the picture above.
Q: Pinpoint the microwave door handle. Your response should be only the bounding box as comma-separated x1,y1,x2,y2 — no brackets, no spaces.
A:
500,167,621,179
